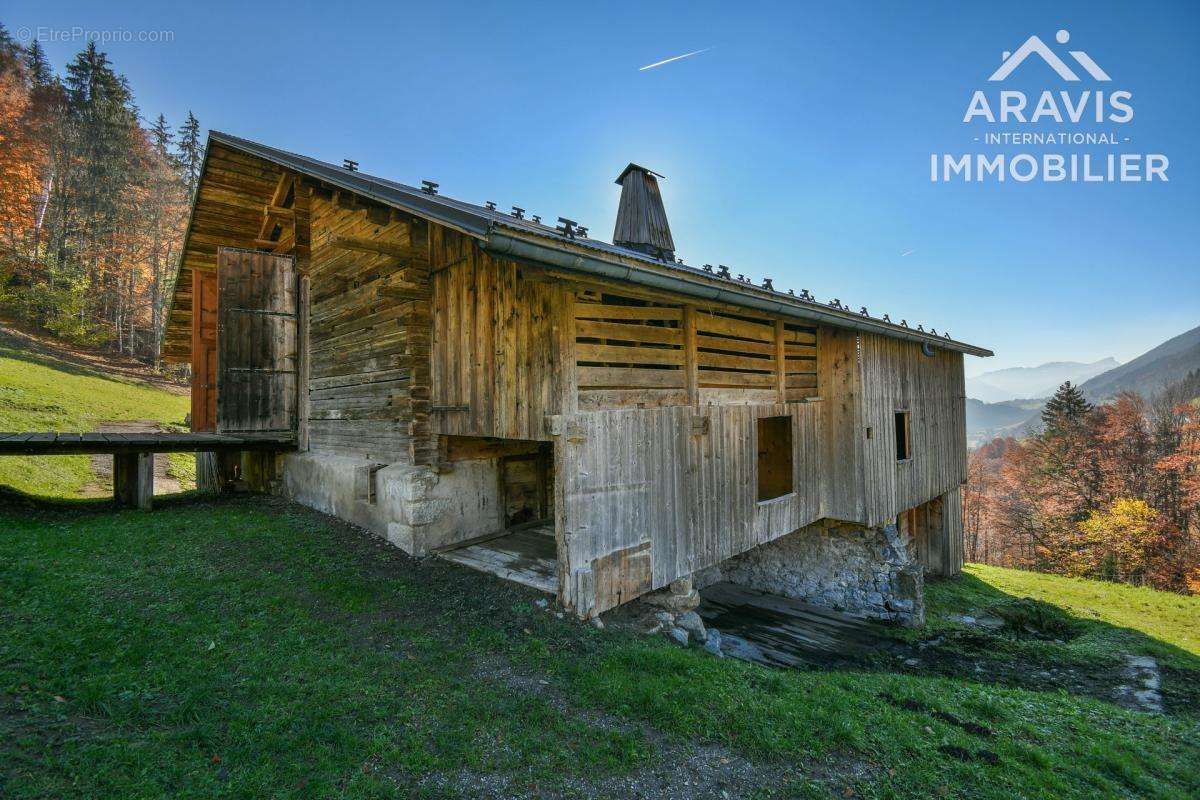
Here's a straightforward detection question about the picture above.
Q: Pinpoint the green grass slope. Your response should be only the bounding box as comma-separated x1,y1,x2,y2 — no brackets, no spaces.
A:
933,564,1200,668
0,329,189,497
1,496,1196,799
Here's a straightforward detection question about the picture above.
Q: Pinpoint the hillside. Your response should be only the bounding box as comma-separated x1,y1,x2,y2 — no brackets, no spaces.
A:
1,494,1197,799
968,358,1118,403
965,397,1043,447
0,322,191,497
1080,324,1200,402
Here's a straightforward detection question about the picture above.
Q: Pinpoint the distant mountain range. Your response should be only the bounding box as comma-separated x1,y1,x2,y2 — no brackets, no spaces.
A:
967,358,1119,403
966,397,1044,448
966,324,1200,448
1078,325,1200,403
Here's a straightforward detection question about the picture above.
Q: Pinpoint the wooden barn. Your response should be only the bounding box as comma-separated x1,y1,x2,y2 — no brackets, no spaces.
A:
163,132,991,622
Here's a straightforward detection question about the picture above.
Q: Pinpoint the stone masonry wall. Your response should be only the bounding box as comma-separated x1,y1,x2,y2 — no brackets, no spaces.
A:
707,519,925,626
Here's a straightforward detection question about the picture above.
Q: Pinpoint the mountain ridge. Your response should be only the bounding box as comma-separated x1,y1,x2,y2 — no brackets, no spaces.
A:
967,357,1118,403
1079,325,1200,402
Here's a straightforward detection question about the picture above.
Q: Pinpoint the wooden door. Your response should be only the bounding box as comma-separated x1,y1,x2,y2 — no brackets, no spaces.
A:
190,270,219,431
216,248,298,434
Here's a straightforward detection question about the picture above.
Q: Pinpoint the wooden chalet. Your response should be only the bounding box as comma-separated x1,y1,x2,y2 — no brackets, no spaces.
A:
163,132,992,620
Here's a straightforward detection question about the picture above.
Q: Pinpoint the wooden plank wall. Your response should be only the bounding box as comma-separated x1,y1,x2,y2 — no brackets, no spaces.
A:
430,243,568,441
164,145,288,362
903,486,964,577
555,402,822,616
857,333,967,527
569,287,819,412
817,325,867,523
305,196,432,463
574,291,688,411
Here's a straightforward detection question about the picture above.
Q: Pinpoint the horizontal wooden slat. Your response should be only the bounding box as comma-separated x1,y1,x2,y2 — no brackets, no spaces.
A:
578,366,686,388
782,328,817,345
696,332,776,356
577,343,684,367
575,320,682,346
696,368,778,387
574,304,682,321
696,350,773,371
578,388,691,410
695,313,775,342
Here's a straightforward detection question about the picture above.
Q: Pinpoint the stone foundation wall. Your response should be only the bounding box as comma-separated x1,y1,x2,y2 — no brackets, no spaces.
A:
710,518,925,625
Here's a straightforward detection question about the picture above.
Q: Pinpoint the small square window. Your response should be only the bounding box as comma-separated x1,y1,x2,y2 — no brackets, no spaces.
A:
894,411,911,461
756,416,793,501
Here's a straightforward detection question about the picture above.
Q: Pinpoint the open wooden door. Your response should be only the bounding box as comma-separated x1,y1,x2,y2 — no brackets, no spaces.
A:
190,270,219,431
216,248,298,434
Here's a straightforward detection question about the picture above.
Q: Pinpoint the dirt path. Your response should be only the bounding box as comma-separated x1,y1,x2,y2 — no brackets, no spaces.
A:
81,421,185,497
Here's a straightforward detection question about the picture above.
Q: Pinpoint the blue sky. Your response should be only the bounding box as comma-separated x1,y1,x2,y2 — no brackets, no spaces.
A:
8,0,1198,375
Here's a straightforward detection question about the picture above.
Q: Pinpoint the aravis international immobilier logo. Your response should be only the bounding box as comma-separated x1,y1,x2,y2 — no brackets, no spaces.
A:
931,29,1169,183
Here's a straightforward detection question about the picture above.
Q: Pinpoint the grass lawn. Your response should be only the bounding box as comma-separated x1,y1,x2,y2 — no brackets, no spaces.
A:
1,329,1197,797
1,495,1197,799
0,326,190,497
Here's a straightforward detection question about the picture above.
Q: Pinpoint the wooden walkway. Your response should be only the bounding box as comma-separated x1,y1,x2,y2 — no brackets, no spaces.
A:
0,431,296,509
0,431,295,456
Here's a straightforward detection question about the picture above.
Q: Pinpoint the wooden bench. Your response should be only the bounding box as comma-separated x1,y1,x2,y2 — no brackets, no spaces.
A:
0,432,296,509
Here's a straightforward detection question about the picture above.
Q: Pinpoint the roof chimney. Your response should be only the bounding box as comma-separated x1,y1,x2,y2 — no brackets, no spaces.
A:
613,164,675,261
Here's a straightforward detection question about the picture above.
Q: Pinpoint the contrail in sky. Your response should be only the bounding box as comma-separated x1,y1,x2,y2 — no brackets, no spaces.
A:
639,48,712,71
900,249,916,257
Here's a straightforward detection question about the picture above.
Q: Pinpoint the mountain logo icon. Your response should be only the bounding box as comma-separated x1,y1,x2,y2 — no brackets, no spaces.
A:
989,30,1110,82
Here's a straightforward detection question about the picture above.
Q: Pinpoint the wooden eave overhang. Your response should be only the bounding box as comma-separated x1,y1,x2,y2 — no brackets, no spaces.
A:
160,131,993,363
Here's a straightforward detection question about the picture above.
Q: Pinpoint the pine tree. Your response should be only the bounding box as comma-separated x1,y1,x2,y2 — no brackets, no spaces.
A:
177,111,202,198
150,113,173,158
24,40,53,86
1042,381,1092,437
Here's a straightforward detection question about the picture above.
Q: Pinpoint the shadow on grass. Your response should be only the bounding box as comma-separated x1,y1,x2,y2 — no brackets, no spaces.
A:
904,572,1200,714
0,484,209,514
0,324,179,392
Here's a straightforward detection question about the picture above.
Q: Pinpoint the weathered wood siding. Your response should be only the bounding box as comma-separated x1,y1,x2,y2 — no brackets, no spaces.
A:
858,334,966,526
903,487,964,577
164,145,292,362
554,402,822,616
819,326,967,528
305,196,432,463
216,248,297,434
430,244,570,441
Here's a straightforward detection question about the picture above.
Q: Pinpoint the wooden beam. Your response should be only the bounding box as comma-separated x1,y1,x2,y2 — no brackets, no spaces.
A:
268,172,293,208
683,305,699,406
775,318,787,402
379,285,431,302
331,235,414,258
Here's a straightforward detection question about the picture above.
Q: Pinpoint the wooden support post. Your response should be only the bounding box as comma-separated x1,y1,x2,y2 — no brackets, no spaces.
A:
297,274,310,452
683,305,698,407
774,319,787,403
241,451,277,493
113,452,153,509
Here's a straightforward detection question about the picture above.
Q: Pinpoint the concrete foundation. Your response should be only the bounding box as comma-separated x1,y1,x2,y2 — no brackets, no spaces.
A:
707,518,925,626
281,452,509,556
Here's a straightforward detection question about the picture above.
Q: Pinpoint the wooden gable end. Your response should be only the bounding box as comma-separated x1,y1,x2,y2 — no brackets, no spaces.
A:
161,144,295,363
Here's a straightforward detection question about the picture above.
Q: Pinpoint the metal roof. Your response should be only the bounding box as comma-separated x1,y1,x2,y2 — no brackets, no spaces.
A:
205,131,993,357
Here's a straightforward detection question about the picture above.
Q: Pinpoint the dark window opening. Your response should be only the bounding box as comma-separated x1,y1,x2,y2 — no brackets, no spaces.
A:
756,415,794,501
894,411,911,461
